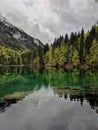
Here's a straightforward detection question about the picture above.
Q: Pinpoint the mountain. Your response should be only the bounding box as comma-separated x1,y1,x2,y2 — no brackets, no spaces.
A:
0,15,43,50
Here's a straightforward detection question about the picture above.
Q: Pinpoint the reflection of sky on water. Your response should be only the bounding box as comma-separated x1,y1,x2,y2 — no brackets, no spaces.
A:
0,88,98,130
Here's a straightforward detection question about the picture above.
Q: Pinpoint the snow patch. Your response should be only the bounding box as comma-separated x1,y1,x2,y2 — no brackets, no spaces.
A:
13,33,21,39
34,39,40,45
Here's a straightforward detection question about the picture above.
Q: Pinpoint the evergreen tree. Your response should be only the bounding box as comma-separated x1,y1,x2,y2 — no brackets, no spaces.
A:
96,27,98,41
64,33,69,44
44,43,49,54
79,28,85,64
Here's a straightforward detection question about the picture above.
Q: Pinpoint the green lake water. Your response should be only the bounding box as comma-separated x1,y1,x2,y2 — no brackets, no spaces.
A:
0,67,98,130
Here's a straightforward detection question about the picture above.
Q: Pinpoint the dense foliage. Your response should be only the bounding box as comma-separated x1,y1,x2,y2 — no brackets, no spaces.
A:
44,25,98,68
0,25,98,69
0,45,44,65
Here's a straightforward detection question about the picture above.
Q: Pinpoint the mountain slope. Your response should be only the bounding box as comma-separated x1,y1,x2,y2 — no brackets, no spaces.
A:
0,16,43,50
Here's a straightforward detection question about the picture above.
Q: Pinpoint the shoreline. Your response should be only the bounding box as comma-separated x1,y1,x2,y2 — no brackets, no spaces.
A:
0,64,98,71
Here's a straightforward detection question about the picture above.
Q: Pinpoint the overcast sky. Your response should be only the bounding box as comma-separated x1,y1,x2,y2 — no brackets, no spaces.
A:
0,0,98,44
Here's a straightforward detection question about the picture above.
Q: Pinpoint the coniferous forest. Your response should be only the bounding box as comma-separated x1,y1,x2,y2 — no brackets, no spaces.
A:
0,25,98,69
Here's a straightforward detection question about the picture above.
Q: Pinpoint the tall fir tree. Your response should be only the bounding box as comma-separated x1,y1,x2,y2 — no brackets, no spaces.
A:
79,28,85,64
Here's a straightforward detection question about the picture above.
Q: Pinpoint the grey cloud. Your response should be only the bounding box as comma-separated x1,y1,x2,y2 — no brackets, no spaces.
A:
49,0,70,10
6,11,28,25
48,0,98,35
0,0,98,44
23,1,34,7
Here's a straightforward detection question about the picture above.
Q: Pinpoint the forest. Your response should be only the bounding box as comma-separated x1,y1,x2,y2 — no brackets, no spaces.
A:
0,25,98,69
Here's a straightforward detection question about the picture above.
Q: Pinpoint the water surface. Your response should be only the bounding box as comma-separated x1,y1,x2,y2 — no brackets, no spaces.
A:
0,67,98,130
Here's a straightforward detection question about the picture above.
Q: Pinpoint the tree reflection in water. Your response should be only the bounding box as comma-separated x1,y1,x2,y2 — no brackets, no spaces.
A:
0,66,98,113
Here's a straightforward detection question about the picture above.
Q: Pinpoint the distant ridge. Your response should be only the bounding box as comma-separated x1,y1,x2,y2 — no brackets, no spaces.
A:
0,15,43,50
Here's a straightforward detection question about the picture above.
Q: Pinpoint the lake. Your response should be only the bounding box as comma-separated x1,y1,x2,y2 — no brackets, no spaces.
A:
0,67,98,130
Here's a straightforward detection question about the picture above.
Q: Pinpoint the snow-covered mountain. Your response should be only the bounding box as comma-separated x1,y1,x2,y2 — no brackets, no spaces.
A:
0,15,43,50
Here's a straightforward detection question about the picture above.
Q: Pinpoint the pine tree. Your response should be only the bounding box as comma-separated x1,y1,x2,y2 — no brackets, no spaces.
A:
64,33,69,44
44,43,49,54
79,28,85,64
96,27,98,41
